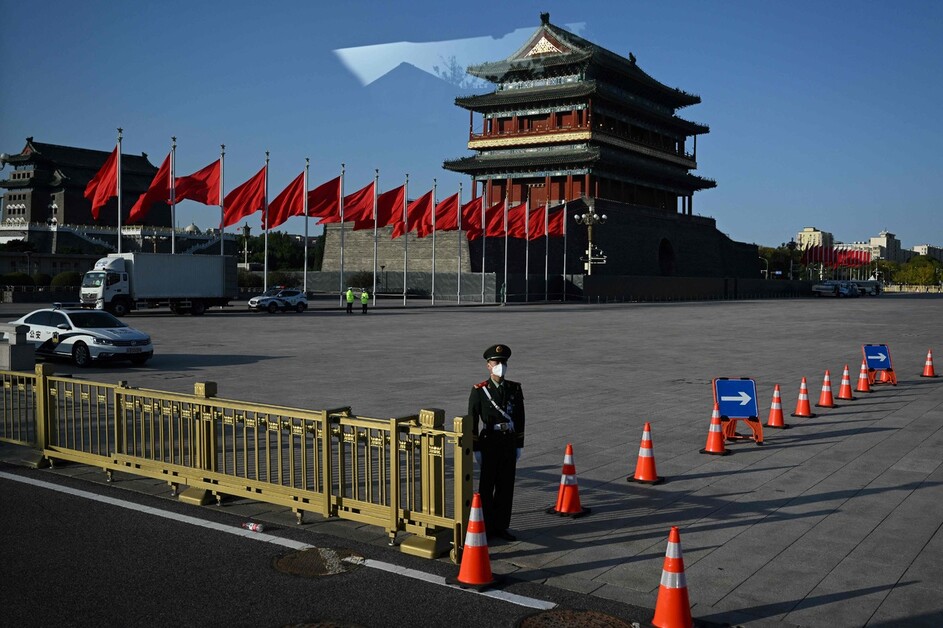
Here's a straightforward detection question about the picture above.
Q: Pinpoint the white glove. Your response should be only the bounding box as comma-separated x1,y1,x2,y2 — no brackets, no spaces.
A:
474,451,482,465
516,448,522,461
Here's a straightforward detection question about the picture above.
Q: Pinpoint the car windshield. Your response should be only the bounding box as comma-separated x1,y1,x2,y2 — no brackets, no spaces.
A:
67,311,127,329
260,288,281,297
81,272,105,288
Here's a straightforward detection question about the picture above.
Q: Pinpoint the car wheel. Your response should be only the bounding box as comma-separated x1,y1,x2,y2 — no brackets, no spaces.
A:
268,302,278,314
72,342,92,368
295,302,306,313
190,301,206,316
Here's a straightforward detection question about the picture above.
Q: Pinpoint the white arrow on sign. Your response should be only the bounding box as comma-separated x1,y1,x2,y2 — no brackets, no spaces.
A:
720,391,752,405
867,352,888,362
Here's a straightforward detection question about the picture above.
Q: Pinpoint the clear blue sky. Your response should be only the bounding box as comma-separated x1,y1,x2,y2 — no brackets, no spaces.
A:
2,0,941,249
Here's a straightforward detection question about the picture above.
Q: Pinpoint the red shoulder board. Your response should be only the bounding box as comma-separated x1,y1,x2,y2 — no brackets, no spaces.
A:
474,380,490,389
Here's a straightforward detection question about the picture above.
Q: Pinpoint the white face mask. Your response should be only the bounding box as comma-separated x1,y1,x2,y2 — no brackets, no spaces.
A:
491,362,507,378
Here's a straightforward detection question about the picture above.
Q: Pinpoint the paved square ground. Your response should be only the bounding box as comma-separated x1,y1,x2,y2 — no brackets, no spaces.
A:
4,294,941,627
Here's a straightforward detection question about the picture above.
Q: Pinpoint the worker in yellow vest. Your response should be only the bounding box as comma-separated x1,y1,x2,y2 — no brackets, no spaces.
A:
360,288,369,314
345,287,354,314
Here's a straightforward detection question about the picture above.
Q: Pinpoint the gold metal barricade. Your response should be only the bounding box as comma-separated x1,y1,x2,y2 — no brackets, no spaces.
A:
1,364,472,562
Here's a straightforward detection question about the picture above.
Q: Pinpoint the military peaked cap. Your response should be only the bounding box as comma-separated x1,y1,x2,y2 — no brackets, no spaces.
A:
483,344,511,360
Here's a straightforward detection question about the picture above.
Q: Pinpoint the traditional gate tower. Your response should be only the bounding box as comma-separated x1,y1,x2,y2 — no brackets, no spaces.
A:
444,13,755,278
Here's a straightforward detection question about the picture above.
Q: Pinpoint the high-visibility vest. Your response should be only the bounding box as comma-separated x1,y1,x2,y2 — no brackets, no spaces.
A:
361,292,369,304
346,290,354,302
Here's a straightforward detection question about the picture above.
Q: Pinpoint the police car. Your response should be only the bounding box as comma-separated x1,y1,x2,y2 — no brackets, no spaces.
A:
6,305,153,367
247,288,308,313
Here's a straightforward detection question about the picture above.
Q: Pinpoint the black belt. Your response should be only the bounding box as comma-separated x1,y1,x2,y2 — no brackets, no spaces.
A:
490,422,513,433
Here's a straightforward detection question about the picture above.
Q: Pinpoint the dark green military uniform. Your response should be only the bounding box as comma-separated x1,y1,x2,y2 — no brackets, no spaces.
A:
468,344,525,539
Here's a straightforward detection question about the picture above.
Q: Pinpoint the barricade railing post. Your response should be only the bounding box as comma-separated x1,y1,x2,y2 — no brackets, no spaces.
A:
178,381,217,506
33,363,52,453
419,408,445,518
454,415,472,561
388,417,400,541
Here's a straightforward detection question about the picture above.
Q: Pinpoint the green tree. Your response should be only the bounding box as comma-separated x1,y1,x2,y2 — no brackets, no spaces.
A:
51,271,83,287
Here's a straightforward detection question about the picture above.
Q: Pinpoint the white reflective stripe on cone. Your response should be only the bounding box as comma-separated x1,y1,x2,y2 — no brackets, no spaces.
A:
563,455,574,464
637,447,653,458
464,531,488,547
642,432,652,442
660,570,688,589
560,474,578,486
665,541,683,559
709,424,722,432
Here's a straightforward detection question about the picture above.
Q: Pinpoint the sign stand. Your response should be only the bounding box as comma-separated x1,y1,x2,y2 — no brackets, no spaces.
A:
863,344,897,386
712,378,763,446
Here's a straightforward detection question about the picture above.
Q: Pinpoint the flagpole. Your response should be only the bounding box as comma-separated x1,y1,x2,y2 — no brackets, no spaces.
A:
219,145,225,256
503,192,508,305
480,194,485,304
170,137,176,254
403,174,408,307
303,158,309,294
562,201,568,302
263,151,270,292
116,128,122,254
544,199,549,302
372,169,379,307
431,178,437,306
457,182,462,305
524,195,529,303
338,164,346,306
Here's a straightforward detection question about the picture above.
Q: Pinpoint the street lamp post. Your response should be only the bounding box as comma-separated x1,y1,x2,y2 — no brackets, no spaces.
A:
241,223,251,267
573,204,607,276
785,238,797,280
759,256,769,279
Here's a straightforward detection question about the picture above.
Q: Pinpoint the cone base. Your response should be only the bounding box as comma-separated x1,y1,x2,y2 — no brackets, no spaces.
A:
836,395,856,401
699,448,731,455
446,573,500,591
546,506,591,518
920,374,939,378
627,475,665,485
765,423,790,429
855,388,873,393
790,412,817,418
815,403,838,408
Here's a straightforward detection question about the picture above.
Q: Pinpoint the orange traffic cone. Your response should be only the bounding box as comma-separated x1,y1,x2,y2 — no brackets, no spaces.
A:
815,370,837,408
700,403,730,455
652,526,694,628
628,422,664,484
790,377,817,418
922,349,938,378
766,384,788,428
836,364,856,401
547,444,590,517
449,493,495,589
855,359,872,393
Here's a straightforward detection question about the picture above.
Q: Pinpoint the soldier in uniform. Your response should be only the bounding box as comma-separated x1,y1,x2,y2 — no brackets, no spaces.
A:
468,343,525,541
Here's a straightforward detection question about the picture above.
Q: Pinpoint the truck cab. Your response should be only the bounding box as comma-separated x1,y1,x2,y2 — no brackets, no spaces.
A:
81,257,132,315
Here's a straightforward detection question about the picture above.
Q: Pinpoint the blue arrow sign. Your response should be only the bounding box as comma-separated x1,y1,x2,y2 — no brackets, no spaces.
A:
713,378,759,419
863,344,892,371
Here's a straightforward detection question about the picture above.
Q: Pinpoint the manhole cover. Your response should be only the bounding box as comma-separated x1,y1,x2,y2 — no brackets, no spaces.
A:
519,609,637,628
274,547,363,578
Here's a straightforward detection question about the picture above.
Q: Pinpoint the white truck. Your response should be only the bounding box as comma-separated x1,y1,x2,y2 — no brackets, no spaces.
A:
80,253,238,316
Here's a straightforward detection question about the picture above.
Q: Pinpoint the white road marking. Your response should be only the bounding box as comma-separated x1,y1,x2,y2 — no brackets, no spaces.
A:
1,471,556,611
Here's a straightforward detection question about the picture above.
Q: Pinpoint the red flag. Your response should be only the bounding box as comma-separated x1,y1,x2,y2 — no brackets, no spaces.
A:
506,202,528,238
266,171,305,229
318,181,374,225
528,204,547,239
432,193,460,231
393,189,434,238
307,176,341,219
175,159,221,206
84,146,118,219
547,207,565,237
461,197,484,240
128,152,170,224
223,166,266,227
484,199,508,237
375,185,406,229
